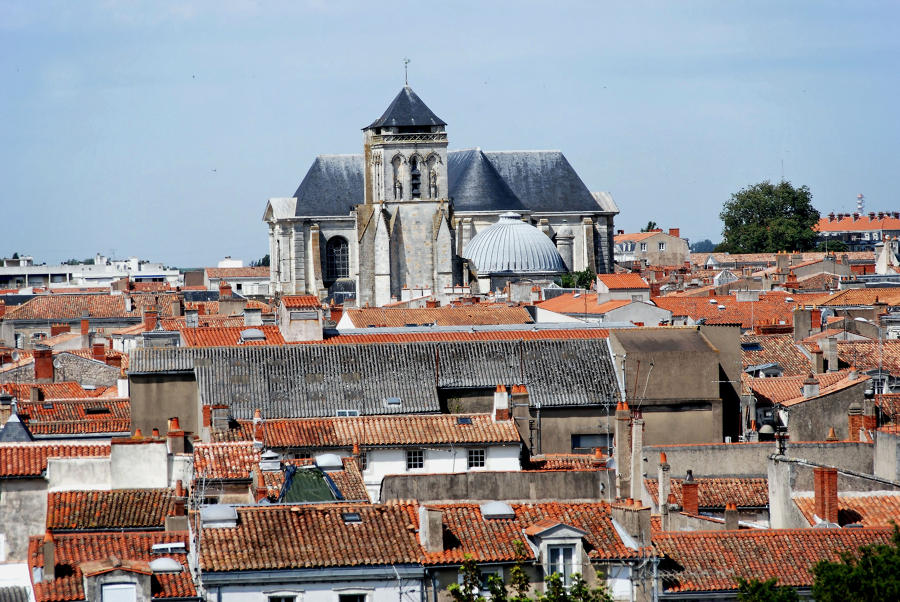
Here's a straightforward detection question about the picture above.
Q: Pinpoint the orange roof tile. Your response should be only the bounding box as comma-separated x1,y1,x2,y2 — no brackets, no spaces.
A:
193,441,259,480
316,328,609,345
29,531,195,601
814,214,900,233
597,273,650,290
160,315,245,329
214,414,520,448
809,287,900,307
0,442,110,477
654,291,822,329
655,528,893,593
206,266,270,279
0,382,90,399
644,477,768,509
343,305,533,328
17,398,131,435
47,489,175,531
794,493,900,527
741,333,812,376
835,340,900,373
180,325,286,347
282,295,322,309
536,293,632,315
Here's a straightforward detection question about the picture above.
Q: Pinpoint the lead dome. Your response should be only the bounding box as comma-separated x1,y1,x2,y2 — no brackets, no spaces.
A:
462,213,566,275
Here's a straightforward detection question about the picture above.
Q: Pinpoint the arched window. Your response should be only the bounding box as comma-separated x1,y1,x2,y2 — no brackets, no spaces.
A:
325,236,350,282
410,156,422,199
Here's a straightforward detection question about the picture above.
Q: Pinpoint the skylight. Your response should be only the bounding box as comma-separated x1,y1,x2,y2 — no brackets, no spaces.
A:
341,512,362,523
457,417,473,425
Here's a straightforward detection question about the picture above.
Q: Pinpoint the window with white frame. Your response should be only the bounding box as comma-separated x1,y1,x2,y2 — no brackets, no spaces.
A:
547,544,576,586
639,242,647,252
458,566,503,593
269,596,297,602
359,452,368,471
658,242,666,251
338,594,366,602
406,449,424,470
101,584,137,602
467,448,485,469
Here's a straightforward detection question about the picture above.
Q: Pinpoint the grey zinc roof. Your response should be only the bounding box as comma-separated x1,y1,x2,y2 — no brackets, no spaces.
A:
292,155,364,216
462,212,566,274
0,587,30,602
611,328,718,353
482,151,603,213
367,86,446,129
133,339,619,416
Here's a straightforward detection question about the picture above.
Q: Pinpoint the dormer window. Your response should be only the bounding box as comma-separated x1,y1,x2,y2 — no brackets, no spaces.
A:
547,545,576,586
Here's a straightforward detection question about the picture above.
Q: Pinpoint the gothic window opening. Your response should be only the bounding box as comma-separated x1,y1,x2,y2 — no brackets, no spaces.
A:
410,157,422,198
325,236,349,282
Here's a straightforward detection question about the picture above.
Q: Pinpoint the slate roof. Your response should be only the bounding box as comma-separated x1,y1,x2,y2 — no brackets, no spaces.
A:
47,489,175,531
200,503,422,572
367,86,446,128
214,414,520,448
28,531,195,601
654,528,893,593
423,501,640,565
290,150,607,217
132,339,618,417
0,442,110,477
794,492,900,527
644,477,769,509
612,328,717,354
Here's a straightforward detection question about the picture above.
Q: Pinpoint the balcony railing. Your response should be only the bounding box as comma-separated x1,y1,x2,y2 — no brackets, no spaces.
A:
371,132,447,144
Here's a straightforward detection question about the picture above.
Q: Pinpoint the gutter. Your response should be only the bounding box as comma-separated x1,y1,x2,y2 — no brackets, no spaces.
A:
201,565,423,585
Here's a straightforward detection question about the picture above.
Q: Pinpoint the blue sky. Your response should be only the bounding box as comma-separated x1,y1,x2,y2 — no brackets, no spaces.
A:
1,1,898,267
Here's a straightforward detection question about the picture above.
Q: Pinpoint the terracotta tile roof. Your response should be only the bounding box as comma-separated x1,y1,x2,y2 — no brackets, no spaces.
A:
536,293,631,315
423,501,640,565
789,272,841,291
835,341,900,374
29,531,195,601
46,489,175,531
523,454,606,471
0,442,110,477
206,266,270,279
180,325,286,347
244,299,273,312
691,251,876,267
214,414,520,448
160,316,245,329
0,382,90,399
317,328,610,345
3,295,132,321
342,305,533,328
281,295,322,309
801,328,856,344
814,214,900,233
741,333,812,376
40,332,82,348
597,273,650,290
654,292,822,329
17,398,131,436
200,503,421,571
644,477,768,509
809,287,900,307
747,370,857,405
875,394,900,420
63,348,129,370
794,492,900,527
654,528,893,593
193,441,260,480
614,231,659,243
184,300,219,314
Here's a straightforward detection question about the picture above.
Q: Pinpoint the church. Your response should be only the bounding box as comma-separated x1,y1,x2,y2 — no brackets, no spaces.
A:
263,85,619,306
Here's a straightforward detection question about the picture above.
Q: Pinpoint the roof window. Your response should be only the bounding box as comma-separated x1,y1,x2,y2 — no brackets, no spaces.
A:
480,501,515,520
84,406,111,415
151,542,187,555
384,397,402,406
41,402,54,410
336,409,360,417
341,512,362,523
149,557,183,573
457,417,473,425
239,328,266,343
740,342,763,352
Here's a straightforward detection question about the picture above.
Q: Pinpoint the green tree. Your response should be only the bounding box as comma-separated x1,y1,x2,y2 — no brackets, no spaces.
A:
811,523,900,602
690,239,717,253
640,221,658,232
736,577,798,602
815,239,849,253
250,254,270,267
718,180,820,253
560,269,596,290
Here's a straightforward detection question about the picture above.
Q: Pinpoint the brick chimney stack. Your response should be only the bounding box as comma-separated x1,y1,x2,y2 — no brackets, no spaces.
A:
219,281,233,299
814,466,839,524
493,384,510,422
681,469,699,516
33,348,54,383
658,452,671,516
142,307,158,332
50,323,70,337
91,342,105,363
166,417,185,454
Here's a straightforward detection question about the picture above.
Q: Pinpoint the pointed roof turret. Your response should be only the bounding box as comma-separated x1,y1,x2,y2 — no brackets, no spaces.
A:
366,86,446,129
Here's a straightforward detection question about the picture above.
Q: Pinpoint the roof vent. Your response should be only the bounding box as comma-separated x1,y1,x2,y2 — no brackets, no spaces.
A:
480,501,515,520
41,402,54,410
341,512,362,524
199,504,238,528
149,557,183,573
259,449,281,472
239,328,266,343
315,453,344,471
151,542,187,555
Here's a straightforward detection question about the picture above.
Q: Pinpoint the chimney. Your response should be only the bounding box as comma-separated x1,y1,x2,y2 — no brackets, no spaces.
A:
167,417,185,454
117,368,129,398
820,337,839,372
170,298,183,317
610,498,652,547
91,342,105,363
41,531,55,582
658,452,671,516
151,428,160,438
80,313,90,336
50,323,70,337
810,308,822,331
30,386,42,402
724,502,739,530
848,401,864,442
681,470,699,516
630,414,644,501
243,308,262,327
142,307,158,332
253,408,263,446
418,506,443,553
802,374,820,398
166,479,189,531
0,301,5,319
211,405,230,431
33,348,54,383
219,281,233,299
202,405,212,428
813,466,839,524
668,228,680,238
493,384,510,422
614,401,632,499
185,308,199,328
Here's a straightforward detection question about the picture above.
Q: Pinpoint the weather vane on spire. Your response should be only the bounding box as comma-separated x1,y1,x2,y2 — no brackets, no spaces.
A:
403,57,410,85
